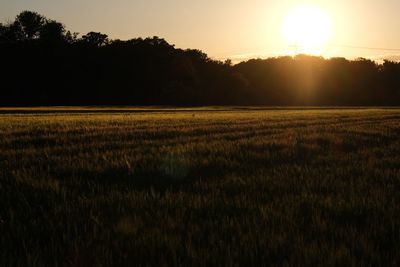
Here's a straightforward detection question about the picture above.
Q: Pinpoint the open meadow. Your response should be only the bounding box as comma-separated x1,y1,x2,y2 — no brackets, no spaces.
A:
1,107,400,266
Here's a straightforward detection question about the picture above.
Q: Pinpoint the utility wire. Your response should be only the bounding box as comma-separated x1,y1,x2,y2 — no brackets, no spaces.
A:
327,44,400,52
287,43,400,52
214,44,400,58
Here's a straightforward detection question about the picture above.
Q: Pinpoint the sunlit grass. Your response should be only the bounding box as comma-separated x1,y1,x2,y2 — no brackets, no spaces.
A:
1,108,399,266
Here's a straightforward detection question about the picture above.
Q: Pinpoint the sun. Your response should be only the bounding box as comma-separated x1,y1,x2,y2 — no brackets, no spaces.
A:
282,5,332,54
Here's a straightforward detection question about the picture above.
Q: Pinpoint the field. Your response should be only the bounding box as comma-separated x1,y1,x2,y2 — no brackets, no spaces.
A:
1,107,400,266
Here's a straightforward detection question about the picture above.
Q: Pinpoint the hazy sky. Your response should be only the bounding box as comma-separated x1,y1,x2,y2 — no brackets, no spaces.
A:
2,0,400,61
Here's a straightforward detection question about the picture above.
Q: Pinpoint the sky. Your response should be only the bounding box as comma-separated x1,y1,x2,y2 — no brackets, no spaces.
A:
2,0,400,62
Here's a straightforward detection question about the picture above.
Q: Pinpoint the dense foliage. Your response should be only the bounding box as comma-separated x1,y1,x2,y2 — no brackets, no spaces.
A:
1,11,400,106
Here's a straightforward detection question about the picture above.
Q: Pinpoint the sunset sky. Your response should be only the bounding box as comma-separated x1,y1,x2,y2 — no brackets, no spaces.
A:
2,0,400,62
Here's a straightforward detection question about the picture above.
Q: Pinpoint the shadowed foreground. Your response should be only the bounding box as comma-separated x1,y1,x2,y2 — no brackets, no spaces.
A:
1,108,400,266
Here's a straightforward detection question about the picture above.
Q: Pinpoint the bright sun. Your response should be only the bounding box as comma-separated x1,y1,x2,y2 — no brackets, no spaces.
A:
282,6,332,54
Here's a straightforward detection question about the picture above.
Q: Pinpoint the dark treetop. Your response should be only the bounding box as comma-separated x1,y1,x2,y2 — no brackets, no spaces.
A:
1,11,400,106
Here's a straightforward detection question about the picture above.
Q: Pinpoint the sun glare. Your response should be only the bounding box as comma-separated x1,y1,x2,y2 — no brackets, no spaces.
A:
282,6,332,55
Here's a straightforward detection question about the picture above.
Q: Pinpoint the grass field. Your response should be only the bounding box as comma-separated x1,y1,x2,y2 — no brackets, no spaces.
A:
1,108,400,266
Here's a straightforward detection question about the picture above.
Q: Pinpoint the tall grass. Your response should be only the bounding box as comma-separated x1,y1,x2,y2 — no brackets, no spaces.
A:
1,108,399,266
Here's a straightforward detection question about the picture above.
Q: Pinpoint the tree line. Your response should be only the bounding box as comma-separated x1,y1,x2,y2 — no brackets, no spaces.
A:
1,11,400,106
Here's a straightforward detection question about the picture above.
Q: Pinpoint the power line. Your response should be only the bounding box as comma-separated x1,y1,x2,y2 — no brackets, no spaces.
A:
328,44,400,52
214,43,400,59
287,43,400,52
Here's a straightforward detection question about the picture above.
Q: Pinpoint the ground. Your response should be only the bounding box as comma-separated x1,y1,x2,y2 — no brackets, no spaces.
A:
1,107,400,266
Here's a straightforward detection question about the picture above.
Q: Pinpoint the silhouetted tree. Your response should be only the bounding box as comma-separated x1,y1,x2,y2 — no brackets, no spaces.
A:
0,23,6,42
0,10,399,106
39,20,66,43
81,32,109,47
15,11,45,40
0,21,24,43
65,31,79,44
